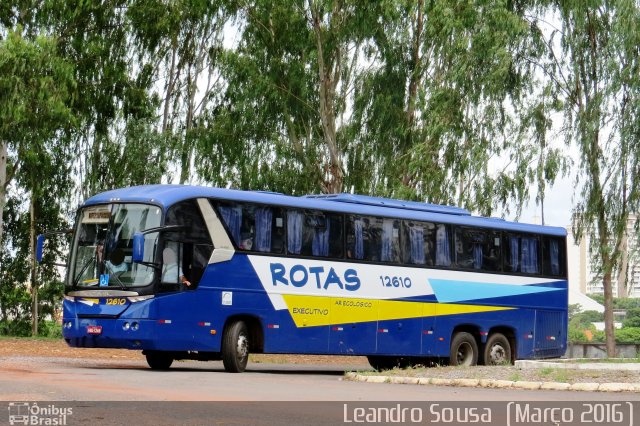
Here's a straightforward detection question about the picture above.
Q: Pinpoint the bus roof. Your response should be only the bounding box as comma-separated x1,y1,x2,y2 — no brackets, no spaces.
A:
82,184,567,237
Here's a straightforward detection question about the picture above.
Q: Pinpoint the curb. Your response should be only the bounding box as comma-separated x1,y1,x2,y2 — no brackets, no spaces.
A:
343,373,640,393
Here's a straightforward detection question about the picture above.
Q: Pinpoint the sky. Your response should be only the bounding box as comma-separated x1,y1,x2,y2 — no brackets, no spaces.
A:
516,172,575,229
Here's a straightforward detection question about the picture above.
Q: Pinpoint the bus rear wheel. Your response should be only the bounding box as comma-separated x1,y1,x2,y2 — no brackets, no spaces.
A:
449,332,478,366
483,333,512,365
145,351,173,370
222,320,249,373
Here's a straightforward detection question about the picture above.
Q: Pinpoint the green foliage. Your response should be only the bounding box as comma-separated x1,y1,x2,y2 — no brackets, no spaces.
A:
569,310,604,328
623,308,640,328
37,321,63,339
615,299,640,310
567,325,590,343
0,29,76,145
591,329,606,343
589,295,640,310
579,327,640,344
0,320,32,337
615,327,640,344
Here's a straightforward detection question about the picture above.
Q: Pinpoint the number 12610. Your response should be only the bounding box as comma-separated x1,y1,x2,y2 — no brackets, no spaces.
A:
380,275,412,288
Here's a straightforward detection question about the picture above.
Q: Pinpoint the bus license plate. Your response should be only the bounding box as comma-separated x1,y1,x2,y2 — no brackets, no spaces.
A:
87,325,102,335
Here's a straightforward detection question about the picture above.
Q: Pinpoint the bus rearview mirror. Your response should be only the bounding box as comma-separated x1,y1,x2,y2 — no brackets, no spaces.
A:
132,232,145,263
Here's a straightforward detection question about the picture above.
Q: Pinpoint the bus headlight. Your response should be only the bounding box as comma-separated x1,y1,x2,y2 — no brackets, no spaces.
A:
122,322,130,331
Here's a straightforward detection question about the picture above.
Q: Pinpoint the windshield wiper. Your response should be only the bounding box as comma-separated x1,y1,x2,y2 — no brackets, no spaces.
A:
72,257,97,288
102,260,127,290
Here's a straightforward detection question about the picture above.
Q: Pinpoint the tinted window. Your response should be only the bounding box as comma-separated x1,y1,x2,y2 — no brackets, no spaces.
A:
403,221,436,265
543,236,566,277
164,200,214,288
165,199,211,244
346,216,400,263
504,233,540,274
454,227,502,272
286,210,343,258
215,201,284,254
434,223,452,266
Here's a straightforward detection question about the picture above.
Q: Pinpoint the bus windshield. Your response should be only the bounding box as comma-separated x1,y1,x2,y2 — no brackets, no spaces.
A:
68,203,162,289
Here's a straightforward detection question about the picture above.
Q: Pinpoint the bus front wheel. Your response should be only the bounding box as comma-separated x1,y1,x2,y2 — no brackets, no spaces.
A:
145,351,174,370
483,333,512,365
222,320,249,373
449,332,478,366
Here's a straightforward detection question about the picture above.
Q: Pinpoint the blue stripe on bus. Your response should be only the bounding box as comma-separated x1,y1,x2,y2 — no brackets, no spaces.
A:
428,279,561,303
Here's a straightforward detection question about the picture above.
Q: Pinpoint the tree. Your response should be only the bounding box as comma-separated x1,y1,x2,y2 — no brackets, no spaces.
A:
536,0,640,356
0,29,77,334
127,0,230,185
196,0,385,194
347,0,567,217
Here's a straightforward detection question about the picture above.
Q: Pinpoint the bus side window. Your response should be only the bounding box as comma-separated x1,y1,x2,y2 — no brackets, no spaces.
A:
402,221,437,266
380,218,400,263
346,216,364,260
216,202,242,245
164,200,215,288
295,211,343,259
504,233,540,275
217,202,283,254
435,224,452,267
543,236,565,277
327,214,344,259
484,232,502,272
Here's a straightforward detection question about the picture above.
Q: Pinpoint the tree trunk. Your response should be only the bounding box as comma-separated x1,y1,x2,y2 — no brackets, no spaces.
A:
406,0,423,129
30,192,38,336
310,1,344,194
0,141,7,252
616,233,628,298
162,39,178,134
180,63,197,185
602,269,616,357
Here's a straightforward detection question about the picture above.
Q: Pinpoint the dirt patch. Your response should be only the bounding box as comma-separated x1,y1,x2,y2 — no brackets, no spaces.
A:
0,337,144,360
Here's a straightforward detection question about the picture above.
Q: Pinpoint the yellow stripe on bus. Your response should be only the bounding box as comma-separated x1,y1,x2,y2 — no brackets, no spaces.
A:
281,294,513,327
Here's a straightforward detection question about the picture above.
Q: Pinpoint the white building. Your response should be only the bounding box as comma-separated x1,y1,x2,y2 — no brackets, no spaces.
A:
566,215,640,299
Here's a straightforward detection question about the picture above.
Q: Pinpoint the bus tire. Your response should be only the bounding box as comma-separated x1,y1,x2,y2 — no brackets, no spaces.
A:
222,320,249,373
449,332,478,366
145,351,173,370
483,333,512,365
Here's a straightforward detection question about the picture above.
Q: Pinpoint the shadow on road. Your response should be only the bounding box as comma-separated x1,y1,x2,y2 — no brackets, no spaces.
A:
75,360,369,376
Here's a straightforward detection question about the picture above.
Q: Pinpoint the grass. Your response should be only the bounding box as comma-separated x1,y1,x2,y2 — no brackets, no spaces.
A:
538,367,554,376
508,372,522,382
552,369,572,383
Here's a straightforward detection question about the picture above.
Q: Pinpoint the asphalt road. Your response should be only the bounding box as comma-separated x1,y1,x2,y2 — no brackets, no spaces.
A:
1,356,638,425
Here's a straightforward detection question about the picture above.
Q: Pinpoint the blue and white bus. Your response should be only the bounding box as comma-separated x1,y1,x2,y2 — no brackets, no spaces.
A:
44,185,568,372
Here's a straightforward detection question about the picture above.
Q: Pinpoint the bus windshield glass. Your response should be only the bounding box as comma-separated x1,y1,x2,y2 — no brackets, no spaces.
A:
69,203,162,289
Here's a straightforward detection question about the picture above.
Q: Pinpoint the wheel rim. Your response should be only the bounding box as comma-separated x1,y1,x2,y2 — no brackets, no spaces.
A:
488,344,506,364
456,342,473,366
236,333,248,361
